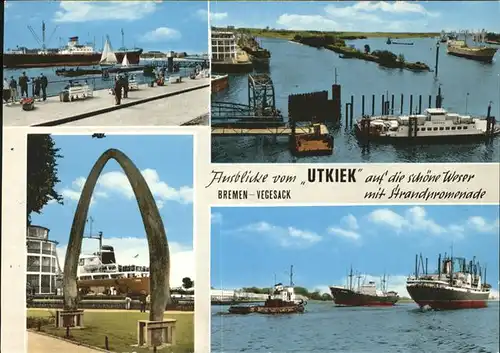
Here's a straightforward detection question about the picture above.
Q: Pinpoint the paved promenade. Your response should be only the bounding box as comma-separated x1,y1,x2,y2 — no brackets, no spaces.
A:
3,77,209,127
28,332,102,353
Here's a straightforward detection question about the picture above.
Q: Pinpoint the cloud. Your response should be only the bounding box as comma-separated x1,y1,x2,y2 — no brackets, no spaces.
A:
140,27,181,42
59,169,192,207
236,221,321,248
197,9,228,22
327,214,361,241
367,207,499,237
56,236,194,288
490,289,500,300
53,1,157,23
275,2,439,32
211,212,223,224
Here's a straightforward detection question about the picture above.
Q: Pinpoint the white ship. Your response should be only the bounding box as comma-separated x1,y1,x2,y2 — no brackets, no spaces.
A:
355,107,499,143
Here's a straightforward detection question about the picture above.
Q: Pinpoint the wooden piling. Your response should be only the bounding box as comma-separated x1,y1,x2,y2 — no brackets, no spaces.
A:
428,95,432,108
350,95,354,125
381,95,385,115
418,95,422,114
361,95,365,115
371,94,375,115
409,95,413,114
345,103,349,127
400,93,404,114
391,95,395,114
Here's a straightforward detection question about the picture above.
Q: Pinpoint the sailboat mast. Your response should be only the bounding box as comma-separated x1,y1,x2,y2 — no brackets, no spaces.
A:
121,28,125,49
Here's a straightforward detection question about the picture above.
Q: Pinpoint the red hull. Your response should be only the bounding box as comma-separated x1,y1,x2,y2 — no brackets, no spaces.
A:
416,300,488,310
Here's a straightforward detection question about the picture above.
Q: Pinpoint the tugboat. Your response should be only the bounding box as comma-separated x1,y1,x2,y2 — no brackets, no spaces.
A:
329,266,399,306
228,265,306,314
406,252,491,310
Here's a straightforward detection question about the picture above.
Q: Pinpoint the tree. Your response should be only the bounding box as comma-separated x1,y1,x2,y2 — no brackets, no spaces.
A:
364,44,371,54
182,277,194,289
27,134,64,225
397,53,406,63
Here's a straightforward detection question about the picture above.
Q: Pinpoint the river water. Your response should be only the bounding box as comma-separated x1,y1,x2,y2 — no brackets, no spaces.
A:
211,302,500,353
211,37,500,163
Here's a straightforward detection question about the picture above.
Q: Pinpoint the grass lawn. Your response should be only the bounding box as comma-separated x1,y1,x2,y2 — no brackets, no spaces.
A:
27,309,193,353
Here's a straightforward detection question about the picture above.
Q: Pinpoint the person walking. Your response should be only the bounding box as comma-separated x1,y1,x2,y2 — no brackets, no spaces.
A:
34,76,41,99
9,76,18,103
146,294,151,312
40,73,48,101
140,292,147,312
114,75,122,105
18,72,28,98
123,74,129,99
125,295,132,310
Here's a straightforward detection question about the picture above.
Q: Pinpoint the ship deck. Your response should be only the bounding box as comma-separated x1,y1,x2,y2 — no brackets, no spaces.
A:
3,78,210,126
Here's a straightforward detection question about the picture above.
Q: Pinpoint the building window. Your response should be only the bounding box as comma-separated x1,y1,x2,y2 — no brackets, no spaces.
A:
463,126,468,129
433,127,438,131
451,127,456,130
427,128,432,131
27,241,41,254
41,275,51,294
457,126,462,130
27,256,40,272
445,127,450,130
42,242,52,255
27,274,39,294
439,127,444,130
41,256,51,272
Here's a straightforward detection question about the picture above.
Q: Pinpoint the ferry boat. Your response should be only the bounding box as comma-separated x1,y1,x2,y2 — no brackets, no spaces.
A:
228,266,306,314
329,267,399,306
76,245,150,296
355,107,499,143
406,253,491,310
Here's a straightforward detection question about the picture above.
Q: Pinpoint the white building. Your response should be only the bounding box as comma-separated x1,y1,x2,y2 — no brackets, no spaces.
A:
211,31,237,61
26,225,60,295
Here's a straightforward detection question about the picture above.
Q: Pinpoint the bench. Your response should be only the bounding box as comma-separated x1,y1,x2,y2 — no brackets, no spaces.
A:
55,309,85,328
137,319,176,347
59,85,94,102
168,76,182,84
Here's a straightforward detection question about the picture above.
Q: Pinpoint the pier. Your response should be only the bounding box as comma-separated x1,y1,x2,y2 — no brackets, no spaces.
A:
3,77,210,126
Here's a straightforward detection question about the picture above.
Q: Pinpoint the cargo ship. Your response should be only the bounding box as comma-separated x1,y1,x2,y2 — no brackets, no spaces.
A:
447,30,498,63
4,23,142,68
228,265,306,314
406,253,491,310
329,267,399,306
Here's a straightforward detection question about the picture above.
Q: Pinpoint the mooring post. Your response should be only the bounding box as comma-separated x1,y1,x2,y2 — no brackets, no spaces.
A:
105,336,109,350
486,103,492,133
435,41,440,79
436,86,442,108
371,94,375,115
409,95,413,114
66,326,70,338
428,95,432,108
381,95,385,115
418,95,422,114
350,95,354,126
391,95,395,114
345,103,349,127
361,95,365,115
400,93,404,114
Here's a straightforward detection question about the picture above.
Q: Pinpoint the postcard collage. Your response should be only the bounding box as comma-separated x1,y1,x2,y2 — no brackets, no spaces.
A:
1,1,500,353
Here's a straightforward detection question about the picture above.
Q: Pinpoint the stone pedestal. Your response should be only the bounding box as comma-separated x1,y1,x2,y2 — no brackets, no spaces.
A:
55,310,85,328
137,319,176,348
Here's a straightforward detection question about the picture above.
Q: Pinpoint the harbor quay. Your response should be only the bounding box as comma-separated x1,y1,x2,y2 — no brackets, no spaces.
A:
3,77,209,126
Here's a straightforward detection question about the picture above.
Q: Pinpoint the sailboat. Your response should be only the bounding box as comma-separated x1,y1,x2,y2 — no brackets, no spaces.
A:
99,37,118,68
121,54,130,67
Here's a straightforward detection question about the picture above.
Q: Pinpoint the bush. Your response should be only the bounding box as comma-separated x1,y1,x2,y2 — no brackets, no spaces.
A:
27,316,55,329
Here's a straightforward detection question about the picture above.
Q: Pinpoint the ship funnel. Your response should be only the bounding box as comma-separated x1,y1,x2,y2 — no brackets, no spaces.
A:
100,245,116,264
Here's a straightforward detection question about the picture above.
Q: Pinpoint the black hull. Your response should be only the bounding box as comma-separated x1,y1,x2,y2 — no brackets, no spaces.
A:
330,287,398,306
211,61,253,74
447,51,496,63
407,284,489,310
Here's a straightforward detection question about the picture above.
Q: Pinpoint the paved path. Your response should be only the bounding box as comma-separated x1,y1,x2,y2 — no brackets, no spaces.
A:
28,331,102,353
3,77,210,127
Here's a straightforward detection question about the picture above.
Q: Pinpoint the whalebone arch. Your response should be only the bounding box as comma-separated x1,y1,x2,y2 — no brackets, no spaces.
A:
62,148,171,324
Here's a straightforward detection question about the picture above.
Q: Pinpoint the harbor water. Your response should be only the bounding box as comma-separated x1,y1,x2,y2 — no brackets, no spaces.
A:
211,37,500,163
211,301,500,353
4,64,194,98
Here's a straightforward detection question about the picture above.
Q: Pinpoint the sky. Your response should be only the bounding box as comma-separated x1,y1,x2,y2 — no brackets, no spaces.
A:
4,1,209,54
211,206,500,299
29,134,194,287
209,1,500,33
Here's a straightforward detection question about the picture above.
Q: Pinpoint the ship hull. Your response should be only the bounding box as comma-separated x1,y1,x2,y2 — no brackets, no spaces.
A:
78,276,149,296
447,47,497,63
354,124,500,144
3,50,143,68
330,287,398,306
407,284,489,310
211,74,229,93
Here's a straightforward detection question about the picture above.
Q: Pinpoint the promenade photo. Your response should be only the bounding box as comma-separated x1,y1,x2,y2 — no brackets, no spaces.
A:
26,134,195,353
3,1,210,127
211,206,499,353
210,1,500,163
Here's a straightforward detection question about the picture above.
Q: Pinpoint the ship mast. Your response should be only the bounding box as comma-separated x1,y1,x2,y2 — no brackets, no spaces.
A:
42,21,46,51
348,265,354,290
121,28,125,49
84,217,103,263
289,265,294,287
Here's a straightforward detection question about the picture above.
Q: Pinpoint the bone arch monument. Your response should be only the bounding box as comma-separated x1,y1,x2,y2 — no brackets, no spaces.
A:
62,148,171,345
